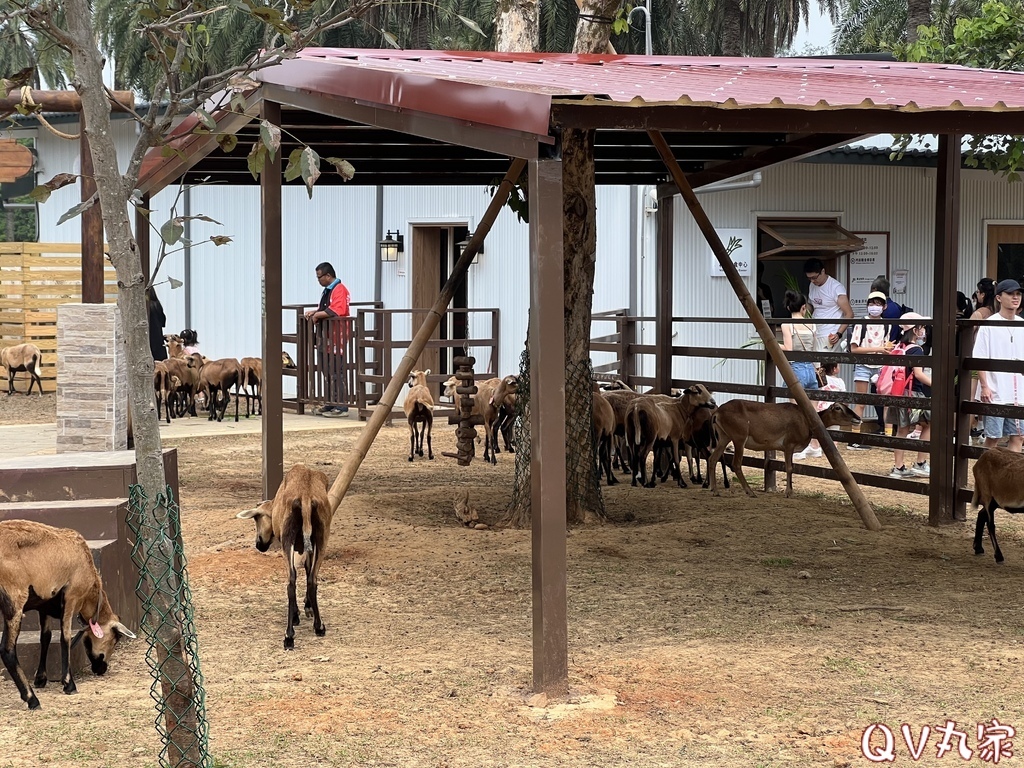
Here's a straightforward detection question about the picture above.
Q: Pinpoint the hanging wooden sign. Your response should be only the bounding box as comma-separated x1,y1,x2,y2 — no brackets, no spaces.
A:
0,140,34,183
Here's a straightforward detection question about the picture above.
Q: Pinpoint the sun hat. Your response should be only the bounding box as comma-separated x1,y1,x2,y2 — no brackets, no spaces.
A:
867,291,887,302
995,278,1022,295
898,311,929,331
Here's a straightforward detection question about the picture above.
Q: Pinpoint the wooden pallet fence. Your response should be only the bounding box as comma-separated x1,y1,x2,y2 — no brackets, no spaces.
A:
0,243,116,393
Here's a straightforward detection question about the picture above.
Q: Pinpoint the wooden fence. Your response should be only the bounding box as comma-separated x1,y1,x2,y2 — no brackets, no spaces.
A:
0,242,116,392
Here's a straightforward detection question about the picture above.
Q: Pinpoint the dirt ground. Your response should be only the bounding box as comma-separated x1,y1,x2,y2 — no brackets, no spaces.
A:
2,399,1023,768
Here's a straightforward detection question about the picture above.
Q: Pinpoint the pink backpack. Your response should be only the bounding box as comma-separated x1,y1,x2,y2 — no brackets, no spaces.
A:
876,343,916,396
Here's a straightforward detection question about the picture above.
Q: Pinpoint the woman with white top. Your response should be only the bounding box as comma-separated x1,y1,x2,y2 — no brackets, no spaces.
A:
781,290,821,459
848,290,894,449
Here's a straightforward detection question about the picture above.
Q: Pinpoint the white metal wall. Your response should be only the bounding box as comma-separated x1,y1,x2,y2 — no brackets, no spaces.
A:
24,120,1024,402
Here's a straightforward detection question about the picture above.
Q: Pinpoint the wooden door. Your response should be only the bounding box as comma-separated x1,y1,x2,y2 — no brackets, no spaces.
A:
986,224,1024,282
411,226,441,374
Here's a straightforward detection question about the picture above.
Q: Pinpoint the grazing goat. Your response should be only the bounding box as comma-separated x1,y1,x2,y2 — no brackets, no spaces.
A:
593,383,618,485
240,357,263,417
708,401,860,499
236,464,333,649
625,384,716,488
0,520,135,709
686,402,730,489
1,343,43,396
199,358,242,422
971,448,1024,564
404,369,434,461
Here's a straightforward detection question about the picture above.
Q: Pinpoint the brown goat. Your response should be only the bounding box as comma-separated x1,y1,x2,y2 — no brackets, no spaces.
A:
592,383,618,485
443,375,515,464
601,384,641,474
404,369,435,461
237,464,333,649
153,360,174,424
240,356,263,417
0,520,135,709
971,447,1024,563
625,384,716,488
1,343,43,396
708,400,861,498
199,358,242,422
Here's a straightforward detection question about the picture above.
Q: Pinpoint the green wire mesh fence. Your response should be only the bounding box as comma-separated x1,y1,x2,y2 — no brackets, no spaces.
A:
127,484,211,768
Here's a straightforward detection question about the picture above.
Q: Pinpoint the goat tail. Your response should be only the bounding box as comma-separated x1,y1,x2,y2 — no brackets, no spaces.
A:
631,408,643,446
32,353,42,377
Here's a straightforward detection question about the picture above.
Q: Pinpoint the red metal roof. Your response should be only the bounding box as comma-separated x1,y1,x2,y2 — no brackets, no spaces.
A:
270,49,1024,113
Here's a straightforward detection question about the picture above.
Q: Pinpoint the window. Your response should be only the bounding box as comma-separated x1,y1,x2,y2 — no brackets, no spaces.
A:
757,219,865,259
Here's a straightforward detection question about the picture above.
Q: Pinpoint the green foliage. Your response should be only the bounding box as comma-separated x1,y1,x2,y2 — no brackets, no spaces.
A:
893,0,1024,180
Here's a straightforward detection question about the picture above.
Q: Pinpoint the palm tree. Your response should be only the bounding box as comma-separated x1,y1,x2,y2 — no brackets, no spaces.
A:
832,0,983,54
0,13,69,88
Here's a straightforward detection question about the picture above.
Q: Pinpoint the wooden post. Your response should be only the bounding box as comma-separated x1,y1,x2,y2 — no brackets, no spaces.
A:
929,133,962,526
656,194,674,393
528,153,568,697
649,129,881,532
260,101,284,500
80,121,103,304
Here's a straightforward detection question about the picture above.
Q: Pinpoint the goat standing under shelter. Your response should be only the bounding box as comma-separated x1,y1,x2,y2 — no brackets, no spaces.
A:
237,464,333,649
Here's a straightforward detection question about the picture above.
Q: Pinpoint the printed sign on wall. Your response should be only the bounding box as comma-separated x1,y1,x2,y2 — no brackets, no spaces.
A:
709,228,752,277
847,233,890,316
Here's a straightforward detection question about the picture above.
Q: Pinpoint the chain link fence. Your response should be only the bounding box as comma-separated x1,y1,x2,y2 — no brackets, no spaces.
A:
127,485,211,768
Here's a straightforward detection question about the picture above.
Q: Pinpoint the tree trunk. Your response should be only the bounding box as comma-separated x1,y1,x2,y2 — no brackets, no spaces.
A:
572,0,621,54
63,1,205,765
561,128,603,524
494,0,538,53
906,0,933,44
721,0,744,56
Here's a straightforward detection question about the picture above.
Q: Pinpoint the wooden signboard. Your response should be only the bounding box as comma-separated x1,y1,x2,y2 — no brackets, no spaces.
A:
0,140,33,183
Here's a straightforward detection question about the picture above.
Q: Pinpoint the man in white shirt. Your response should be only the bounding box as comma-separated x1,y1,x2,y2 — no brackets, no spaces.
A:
803,258,854,353
976,278,1024,451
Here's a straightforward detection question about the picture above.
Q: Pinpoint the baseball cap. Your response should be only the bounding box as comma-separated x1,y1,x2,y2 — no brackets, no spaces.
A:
867,291,887,302
898,311,929,331
995,278,1022,294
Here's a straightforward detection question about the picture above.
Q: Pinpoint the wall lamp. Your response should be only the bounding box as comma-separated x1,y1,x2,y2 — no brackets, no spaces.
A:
379,230,404,262
457,231,483,264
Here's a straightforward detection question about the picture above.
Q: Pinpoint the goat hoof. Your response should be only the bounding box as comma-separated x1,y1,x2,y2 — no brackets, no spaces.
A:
315,625,326,637
428,454,434,460
62,682,77,695
27,695,41,710
283,637,295,650
408,456,414,462
33,675,47,688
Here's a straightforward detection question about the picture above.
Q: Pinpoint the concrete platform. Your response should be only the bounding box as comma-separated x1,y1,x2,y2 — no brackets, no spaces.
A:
0,410,364,460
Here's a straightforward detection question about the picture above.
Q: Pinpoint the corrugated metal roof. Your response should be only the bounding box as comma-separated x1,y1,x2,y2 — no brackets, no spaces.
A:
283,49,1024,112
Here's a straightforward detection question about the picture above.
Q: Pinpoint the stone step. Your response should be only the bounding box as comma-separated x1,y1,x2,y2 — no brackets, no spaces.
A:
0,498,127,541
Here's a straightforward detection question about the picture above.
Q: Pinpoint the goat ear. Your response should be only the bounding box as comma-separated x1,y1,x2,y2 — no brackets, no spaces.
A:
112,622,137,641
425,368,431,375
236,506,262,519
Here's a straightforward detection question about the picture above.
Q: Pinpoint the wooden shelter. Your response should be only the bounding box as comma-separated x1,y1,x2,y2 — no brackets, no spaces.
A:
136,50,1024,694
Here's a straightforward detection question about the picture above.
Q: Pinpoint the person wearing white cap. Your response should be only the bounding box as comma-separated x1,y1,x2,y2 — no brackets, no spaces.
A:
975,278,1024,451
847,291,896,448
884,313,932,478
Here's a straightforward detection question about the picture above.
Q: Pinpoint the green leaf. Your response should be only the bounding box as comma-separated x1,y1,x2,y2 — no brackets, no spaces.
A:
230,92,248,114
283,148,303,182
324,157,355,182
217,133,239,153
456,14,486,37
56,198,97,226
299,146,321,198
195,108,217,131
29,172,78,203
260,120,281,159
381,29,400,49
247,143,268,180
160,217,185,245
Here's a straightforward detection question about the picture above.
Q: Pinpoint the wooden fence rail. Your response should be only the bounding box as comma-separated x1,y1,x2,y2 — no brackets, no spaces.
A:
0,242,116,392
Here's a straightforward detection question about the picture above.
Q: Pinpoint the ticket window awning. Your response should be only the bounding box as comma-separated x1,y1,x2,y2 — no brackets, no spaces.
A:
757,219,865,259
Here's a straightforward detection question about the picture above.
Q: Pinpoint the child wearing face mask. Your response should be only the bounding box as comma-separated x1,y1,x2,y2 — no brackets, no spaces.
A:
885,313,932,479
847,291,894,449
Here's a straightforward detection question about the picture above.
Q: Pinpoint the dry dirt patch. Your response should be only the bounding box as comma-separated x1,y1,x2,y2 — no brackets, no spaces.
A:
1,410,1023,768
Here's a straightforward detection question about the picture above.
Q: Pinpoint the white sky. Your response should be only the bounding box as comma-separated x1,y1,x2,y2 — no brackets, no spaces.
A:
790,8,836,53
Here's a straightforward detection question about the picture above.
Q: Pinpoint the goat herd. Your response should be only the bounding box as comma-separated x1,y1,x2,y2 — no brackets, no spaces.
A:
4,358,1024,711
152,334,277,424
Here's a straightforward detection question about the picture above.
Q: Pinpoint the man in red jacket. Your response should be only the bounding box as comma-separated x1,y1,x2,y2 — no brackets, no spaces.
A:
304,262,351,416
